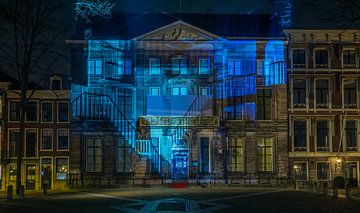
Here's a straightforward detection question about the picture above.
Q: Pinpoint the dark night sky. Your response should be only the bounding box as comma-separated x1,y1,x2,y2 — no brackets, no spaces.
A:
113,0,272,14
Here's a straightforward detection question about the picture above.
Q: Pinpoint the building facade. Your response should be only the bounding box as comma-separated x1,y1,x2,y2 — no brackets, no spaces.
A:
69,14,288,184
0,76,71,191
285,29,360,187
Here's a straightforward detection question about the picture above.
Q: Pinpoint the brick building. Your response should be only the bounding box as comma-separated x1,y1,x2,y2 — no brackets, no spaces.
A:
285,29,360,187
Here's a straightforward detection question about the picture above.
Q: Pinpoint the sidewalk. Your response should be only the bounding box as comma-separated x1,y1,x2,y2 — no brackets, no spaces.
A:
0,189,72,201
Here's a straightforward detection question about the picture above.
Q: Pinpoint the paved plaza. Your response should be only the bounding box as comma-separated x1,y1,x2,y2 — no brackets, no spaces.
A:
1,187,360,212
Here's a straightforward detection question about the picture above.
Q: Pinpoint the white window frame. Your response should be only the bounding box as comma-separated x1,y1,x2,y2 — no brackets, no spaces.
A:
314,119,332,152
343,119,359,152
291,79,308,109
8,100,20,122
55,156,69,180
41,101,53,123
24,128,38,158
172,57,188,75
40,129,53,151
342,48,357,69
291,48,307,69
342,78,358,109
314,78,331,109
57,129,70,151
25,100,39,123
313,48,330,69
291,119,309,152
7,128,20,158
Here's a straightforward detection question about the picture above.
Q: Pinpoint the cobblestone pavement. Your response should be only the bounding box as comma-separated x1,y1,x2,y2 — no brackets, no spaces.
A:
1,187,360,212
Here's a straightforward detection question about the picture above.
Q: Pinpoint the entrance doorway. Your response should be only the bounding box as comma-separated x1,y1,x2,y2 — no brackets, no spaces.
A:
26,165,36,190
345,162,358,187
41,158,52,189
171,148,188,181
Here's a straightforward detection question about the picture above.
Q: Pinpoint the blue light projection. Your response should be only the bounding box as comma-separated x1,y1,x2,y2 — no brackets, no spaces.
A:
264,40,286,85
71,38,287,176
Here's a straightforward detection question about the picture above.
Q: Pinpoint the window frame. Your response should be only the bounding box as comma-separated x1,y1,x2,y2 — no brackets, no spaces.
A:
115,59,132,76
172,86,188,96
40,129,53,151
149,58,161,75
256,138,273,172
55,156,69,180
342,79,358,109
291,49,306,69
293,161,309,181
50,76,63,90
149,87,160,96
292,79,308,108
25,101,39,122
228,137,245,173
41,101,53,123
256,89,272,120
8,100,21,122
316,161,331,181
25,128,38,158
86,137,103,173
314,79,330,109
57,129,69,151
57,101,70,123
7,128,20,158
199,137,210,174
199,87,210,96
199,58,210,75
344,120,358,151
293,120,308,152
172,57,188,75
88,59,103,76
342,49,357,68
314,48,329,69
315,120,331,152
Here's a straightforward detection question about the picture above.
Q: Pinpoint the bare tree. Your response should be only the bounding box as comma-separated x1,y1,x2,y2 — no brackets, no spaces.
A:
0,0,73,195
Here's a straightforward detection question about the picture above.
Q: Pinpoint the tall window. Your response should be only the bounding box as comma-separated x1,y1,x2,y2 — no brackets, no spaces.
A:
257,138,273,172
117,138,132,173
41,102,53,122
172,87,187,95
26,129,37,157
345,120,357,151
316,120,329,151
200,137,209,173
315,49,328,68
58,102,69,122
172,58,188,75
88,59,102,75
149,58,160,75
41,129,53,150
57,129,69,150
317,162,330,180
56,158,68,180
117,88,133,119
116,59,132,76
86,138,102,173
256,89,272,120
149,87,160,96
294,120,307,151
293,162,308,180
26,102,38,122
227,59,242,75
316,79,329,108
199,87,210,96
343,80,357,108
199,58,210,75
8,129,20,157
228,138,244,172
343,50,356,68
292,49,306,68
292,79,306,108
9,101,20,121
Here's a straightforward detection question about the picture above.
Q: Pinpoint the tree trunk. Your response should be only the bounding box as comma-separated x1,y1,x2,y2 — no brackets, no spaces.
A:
16,72,27,195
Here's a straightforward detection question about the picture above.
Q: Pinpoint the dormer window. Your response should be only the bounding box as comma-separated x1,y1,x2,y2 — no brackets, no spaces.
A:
50,76,62,90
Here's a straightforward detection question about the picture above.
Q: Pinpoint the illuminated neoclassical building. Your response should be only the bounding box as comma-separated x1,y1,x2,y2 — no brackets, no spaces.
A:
69,13,288,184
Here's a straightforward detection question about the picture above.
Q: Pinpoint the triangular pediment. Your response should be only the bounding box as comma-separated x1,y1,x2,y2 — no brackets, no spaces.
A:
135,21,220,41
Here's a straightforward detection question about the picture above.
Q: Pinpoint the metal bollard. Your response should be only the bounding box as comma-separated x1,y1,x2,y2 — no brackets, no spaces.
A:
7,185,13,201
